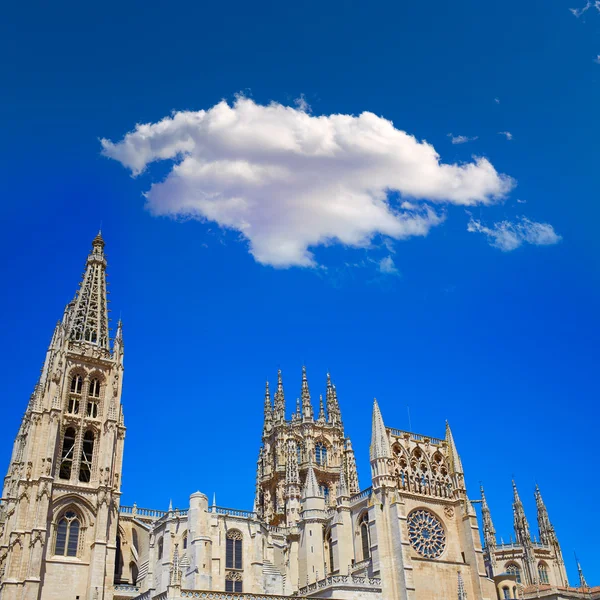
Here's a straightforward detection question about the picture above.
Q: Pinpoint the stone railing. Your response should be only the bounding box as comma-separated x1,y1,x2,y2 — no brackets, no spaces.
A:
114,584,140,591
214,507,256,519
349,487,372,503
120,505,167,520
180,592,309,599
387,428,443,446
496,541,547,550
298,574,381,595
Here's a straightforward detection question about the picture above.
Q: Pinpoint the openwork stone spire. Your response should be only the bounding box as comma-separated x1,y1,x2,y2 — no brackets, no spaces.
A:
274,369,286,421
535,484,554,545
480,485,496,551
576,555,589,590
69,232,109,349
301,366,313,419
370,398,391,460
512,480,531,545
337,462,348,499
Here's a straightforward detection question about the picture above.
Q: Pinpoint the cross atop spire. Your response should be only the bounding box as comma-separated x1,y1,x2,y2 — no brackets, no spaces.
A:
370,398,391,460
68,233,110,349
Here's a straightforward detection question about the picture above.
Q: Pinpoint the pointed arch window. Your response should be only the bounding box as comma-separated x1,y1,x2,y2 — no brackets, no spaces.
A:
226,529,243,570
71,375,83,394
157,537,163,560
79,430,95,482
225,571,243,592
315,443,327,466
132,529,139,552
506,563,521,584
89,378,101,398
538,562,549,584
182,531,188,550
297,443,302,464
130,562,139,585
54,510,80,557
320,484,330,504
59,427,77,480
360,512,370,560
325,530,334,574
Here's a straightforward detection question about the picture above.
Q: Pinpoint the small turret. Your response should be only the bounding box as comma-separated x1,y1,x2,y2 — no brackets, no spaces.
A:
480,485,496,551
263,381,272,433
370,399,393,489
318,394,326,421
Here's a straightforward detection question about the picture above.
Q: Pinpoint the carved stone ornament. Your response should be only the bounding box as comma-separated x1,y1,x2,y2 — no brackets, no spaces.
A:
444,506,454,518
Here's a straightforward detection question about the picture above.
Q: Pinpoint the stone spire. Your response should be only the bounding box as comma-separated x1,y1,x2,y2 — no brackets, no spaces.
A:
445,421,463,475
512,480,531,545
370,399,391,460
480,485,496,551
303,464,321,499
286,440,300,486
336,462,349,500
169,543,182,590
576,555,589,590
301,366,313,420
457,571,467,600
263,381,272,432
344,438,360,495
534,484,553,545
274,369,286,421
69,232,110,349
326,374,341,424
318,394,326,421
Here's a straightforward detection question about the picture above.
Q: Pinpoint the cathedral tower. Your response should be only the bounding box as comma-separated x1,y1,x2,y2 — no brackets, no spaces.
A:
255,368,359,527
0,233,126,600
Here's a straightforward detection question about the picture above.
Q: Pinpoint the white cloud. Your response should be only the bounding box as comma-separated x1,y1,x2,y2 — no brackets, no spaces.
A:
378,255,400,275
101,97,514,268
516,198,527,204
498,131,513,140
447,133,478,144
494,97,501,104
594,55,600,64
570,1,600,17
467,217,562,251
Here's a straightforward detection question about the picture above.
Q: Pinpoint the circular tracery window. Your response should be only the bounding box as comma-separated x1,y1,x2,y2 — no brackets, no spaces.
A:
408,509,446,558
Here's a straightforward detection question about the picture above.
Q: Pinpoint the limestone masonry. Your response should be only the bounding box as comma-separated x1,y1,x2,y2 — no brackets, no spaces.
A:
0,235,596,600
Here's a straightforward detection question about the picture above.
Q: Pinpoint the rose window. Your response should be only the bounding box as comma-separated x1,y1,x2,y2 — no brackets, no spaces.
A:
407,509,446,558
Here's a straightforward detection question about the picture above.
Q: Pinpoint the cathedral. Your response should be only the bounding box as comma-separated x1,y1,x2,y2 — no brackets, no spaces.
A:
0,235,596,600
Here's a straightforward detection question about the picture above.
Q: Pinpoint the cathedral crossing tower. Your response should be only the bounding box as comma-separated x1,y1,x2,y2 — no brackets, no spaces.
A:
0,233,126,600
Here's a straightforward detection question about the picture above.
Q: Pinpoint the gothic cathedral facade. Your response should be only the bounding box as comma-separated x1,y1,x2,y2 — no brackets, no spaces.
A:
0,236,593,600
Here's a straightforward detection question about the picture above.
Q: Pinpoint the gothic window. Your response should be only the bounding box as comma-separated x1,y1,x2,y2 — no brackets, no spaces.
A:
359,512,370,560
86,399,99,419
79,430,95,482
502,587,510,599
182,532,188,550
84,328,97,343
320,484,330,503
506,564,521,584
54,510,80,557
538,562,549,584
67,397,80,415
70,375,83,394
89,378,101,398
225,570,243,592
407,509,446,559
59,427,77,480
226,529,243,569
130,562,139,585
157,537,163,560
325,530,334,574
132,529,139,552
315,443,327,466
297,444,302,464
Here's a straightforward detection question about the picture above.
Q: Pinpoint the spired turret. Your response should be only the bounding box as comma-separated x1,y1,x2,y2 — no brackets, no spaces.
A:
0,233,126,600
255,367,359,526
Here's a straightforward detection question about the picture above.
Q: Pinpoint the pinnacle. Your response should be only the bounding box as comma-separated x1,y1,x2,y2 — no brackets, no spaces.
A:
303,463,321,499
370,398,391,461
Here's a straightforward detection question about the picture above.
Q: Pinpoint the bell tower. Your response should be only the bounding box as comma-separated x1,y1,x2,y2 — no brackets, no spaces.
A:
0,233,126,600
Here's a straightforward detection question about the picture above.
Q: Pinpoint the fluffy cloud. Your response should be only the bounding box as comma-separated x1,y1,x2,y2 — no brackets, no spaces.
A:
467,217,562,251
379,256,400,275
101,97,514,267
447,133,478,144
498,131,513,140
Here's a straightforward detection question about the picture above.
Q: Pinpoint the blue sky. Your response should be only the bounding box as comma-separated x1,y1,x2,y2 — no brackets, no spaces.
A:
1,0,599,584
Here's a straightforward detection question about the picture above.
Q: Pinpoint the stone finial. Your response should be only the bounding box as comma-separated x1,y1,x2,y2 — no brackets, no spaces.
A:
303,464,321,499
445,421,463,474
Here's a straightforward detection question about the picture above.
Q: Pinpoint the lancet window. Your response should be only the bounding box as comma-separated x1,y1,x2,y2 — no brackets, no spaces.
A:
54,510,80,557
59,427,77,480
320,484,330,503
226,529,243,569
157,538,163,560
325,529,334,574
132,529,139,552
538,562,549,584
359,512,370,560
71,375,83,394
78,430,95,482
506,563,521,584
89,378,101,397
315,443,327,466
225,571,243,592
